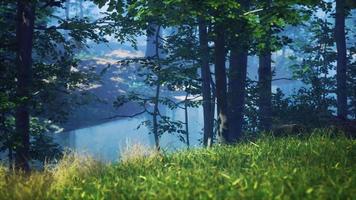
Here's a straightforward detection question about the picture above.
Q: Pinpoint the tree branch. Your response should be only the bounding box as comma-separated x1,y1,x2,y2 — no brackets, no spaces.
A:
249,77,298,83
104,109,147,120
243,9,264,16
40,0,64,9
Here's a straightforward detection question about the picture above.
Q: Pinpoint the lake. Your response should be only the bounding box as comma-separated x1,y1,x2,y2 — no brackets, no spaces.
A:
54,106,204,162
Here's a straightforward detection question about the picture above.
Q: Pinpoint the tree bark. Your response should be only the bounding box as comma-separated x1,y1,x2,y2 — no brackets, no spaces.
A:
229,49,248,142
228,0,249,142
214,22,229,144
15,0,35,171
151,25,162,151
198,18,213,147
335,0,348,120
258,0,273,132
145,23,164,58
258,53,272,131
184,93,190,149
152,84,160,150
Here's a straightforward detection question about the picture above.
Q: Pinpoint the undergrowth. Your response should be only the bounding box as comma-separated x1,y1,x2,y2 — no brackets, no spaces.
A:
0,130,355,200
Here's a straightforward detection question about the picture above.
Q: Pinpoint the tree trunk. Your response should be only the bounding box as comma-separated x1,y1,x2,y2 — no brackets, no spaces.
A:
15,0,35,172
184,93,190,149
258,0,272,132
335,0,348,120
258,53,272,131
211,77,216,140
8,146,13,169
79,0,83,19
145,23,164,58
152,84,160,150
214,22,229,144
65,0,70,19
228,0,249,142
198,18,213,147
151,25,162,151
229,49,248,142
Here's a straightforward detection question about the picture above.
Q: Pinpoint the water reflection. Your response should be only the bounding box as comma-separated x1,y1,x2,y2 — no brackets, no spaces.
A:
55,106,203,162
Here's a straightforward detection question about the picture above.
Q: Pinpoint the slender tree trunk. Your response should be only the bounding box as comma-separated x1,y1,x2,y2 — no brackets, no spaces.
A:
335,0,348,120
258,0,272,132
199,18,213,147
8,146,13,169
65,0,70,20
228,0,249,142
211,78,216,140
151,25,162,151
184,93,190,149
152,84,160,150
79,0,83,19
145,23,164,58
258,53,272,131
15,0,35,172
214,22,229,143
209,29,217,141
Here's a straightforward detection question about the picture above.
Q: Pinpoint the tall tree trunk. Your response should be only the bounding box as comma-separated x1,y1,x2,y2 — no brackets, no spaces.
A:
151,25,162,151
229,49,248,141
211,78,216,139
258,0,272,132
15,0,35,171
214,23,229,143
258,53,272,131
228,0,249,142
335,0,348,120
198,18,213,147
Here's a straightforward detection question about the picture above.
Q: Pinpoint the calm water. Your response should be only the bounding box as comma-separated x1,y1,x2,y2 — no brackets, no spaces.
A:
55,106,204,162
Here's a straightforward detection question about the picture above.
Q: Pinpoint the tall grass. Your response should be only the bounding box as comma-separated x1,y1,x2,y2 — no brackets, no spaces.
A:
0,130,355,200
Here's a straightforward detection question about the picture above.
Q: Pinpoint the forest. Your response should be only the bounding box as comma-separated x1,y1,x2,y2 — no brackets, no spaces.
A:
0,0,355,199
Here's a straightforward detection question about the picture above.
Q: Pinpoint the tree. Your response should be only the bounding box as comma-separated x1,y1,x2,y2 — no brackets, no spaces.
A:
214,18,229,143
335,0,348,119
0,0,122,170
105,0,203,149
198,17,213,147
254,0,316,132
228,0,250,142
15,0,36,171
257,0,273,132
348,45,356,118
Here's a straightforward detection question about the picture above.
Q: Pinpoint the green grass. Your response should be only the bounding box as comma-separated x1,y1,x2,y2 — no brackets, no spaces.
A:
0,130,355,200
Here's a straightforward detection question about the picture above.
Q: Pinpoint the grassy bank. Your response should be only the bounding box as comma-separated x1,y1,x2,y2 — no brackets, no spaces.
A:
0,131,355,200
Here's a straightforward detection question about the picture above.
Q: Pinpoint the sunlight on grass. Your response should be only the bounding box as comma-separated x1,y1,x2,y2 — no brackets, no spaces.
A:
0,130,355,200
120,143,160,163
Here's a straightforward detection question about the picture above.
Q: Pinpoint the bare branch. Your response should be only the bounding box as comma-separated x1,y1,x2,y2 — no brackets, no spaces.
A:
243,9,264,16
40,0,64,9
104,109,147,120
249,77,298,83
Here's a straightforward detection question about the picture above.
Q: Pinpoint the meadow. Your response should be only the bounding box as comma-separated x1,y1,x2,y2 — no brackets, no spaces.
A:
0,130,355,200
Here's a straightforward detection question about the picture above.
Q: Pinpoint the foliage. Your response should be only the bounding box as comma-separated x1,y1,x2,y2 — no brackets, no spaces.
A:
271,88,334,128
0,0,125,164
243,79,259,133
347,42,356,118
113,56,201,144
